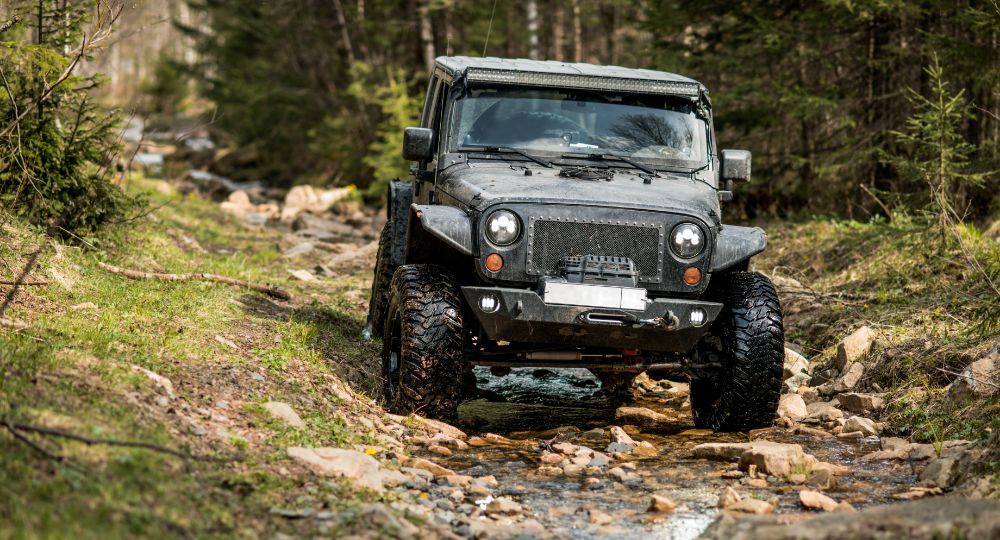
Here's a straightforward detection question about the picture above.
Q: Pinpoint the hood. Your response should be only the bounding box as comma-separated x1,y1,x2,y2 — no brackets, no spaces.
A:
436,161,722,223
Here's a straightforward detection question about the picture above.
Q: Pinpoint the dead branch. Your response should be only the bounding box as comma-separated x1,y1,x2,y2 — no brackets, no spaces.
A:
0,279,48,286
0,15,20,34
935,367,1000,390
6,422,199,460
97,262,292,301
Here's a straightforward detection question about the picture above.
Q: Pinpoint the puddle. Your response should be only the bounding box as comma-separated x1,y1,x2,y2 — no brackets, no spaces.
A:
437,368,918,539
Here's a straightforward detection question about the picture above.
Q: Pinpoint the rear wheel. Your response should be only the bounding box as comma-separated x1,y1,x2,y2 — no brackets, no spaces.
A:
363,222,395,339
690,271,784,432
382,265,465,419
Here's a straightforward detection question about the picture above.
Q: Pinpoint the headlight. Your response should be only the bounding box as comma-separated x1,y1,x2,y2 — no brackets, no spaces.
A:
486,210,520,246
670,223,704,258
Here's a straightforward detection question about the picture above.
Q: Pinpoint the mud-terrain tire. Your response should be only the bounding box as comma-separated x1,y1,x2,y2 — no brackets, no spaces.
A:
382,264,464,419
690,272,784,432
364,222,395,339
592,370,636,405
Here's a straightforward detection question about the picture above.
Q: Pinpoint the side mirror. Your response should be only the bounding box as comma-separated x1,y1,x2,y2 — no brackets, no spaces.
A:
402,127,434,162
720,149,752,183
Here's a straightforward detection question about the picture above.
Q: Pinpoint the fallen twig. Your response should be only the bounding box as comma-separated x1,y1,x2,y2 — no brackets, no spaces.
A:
97,262,292,301
935,367,1000,390
6,421,200,461
0,279,48,286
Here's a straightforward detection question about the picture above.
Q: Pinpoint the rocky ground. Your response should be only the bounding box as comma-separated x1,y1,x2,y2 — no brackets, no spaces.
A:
2,172,998,539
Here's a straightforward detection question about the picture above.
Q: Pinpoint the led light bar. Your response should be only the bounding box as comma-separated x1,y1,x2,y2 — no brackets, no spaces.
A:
465,68,701,96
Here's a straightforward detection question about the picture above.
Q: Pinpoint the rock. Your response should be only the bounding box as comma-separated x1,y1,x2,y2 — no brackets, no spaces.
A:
282,242,315,258
727,498,774,515
837,392,885,414
579,428,607,442
719,487,742,509
606,442,634,454
699,497,1000,540
263,401,306,428
609,426,635,445
348,504,419,539
777,394,808,420
539,451,563,465
427,444,452,456
469,518,546,539
805,402,843,422
563,464,586,476
634,440,658,457
552,442,579,455
281,185,351,222
486,497,522,516
588,453,611,468
798,386,821,404
71,302,98,311
615,406,675,430
402,456,455,478
799,490,839,512
946,352,998,401
537,465,563,476
836,431,864,441
588,508,615,525
693,442,758,461
288,269,315,281
832,362,865,393
130,365,175,399
420,417,467,440
286,448,405,493
795,425,833,438
843,416,878,436
836,326,875,371
881,437,909,451
440,474,472,487
919,457,957,488
608,467,640,483
738,442,817,477
648,494,677,513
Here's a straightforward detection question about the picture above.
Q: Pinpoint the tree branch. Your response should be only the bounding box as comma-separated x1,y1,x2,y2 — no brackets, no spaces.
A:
97,262,292,301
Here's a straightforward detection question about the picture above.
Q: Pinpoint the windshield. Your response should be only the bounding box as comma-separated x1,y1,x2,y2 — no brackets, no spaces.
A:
450,86,709,169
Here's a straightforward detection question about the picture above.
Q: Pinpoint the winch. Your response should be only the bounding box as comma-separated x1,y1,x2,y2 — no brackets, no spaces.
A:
556,255,639,287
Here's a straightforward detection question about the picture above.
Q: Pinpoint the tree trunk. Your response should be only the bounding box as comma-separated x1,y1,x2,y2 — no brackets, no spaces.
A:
552,1,565,61
571,0,582,62
418,0,434,72
526,0,539,60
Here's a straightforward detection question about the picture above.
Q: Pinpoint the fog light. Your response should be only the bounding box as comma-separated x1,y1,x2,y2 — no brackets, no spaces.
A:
690,308,707,327
683,266,701,285
479,294,500,313
485,253,504,272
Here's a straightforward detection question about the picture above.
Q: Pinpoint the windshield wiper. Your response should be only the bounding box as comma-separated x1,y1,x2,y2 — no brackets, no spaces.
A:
459,146,553,168
561,152,657,176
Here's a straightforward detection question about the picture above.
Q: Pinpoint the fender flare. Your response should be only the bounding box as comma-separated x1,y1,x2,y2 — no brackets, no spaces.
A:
710,225,767,272
410,204,474,256
387,181,413,266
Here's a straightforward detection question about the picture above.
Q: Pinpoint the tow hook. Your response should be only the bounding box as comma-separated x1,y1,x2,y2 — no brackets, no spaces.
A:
635,313,680,331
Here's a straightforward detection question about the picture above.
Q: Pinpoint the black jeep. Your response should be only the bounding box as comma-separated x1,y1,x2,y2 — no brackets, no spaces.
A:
365,57,783,432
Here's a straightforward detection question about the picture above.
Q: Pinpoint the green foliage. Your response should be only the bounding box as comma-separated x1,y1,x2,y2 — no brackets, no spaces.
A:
0,5,140,236
141,52,189,121
884,54,987,244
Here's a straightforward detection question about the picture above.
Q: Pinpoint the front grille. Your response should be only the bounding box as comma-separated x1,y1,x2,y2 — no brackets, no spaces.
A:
527,219,662,281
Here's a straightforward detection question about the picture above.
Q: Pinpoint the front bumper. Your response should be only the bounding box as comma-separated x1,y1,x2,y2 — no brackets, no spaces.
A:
462,286,723,353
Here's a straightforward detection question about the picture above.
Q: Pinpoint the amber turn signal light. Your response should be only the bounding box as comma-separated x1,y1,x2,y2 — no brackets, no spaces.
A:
485,253,504,272
683,266,701,285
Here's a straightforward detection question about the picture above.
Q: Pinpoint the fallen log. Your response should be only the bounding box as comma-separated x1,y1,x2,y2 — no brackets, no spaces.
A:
97,262,291,301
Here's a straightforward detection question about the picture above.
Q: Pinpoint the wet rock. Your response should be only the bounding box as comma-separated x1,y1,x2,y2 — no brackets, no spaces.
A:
606,442,634,454
719,487,742,509
799,489,839,512
727,498,775,515
539,451,563,465
738,442,817,477
608,467,640,483
427,444,452,456
429,432,469,450
469,518,545,539
563,464,586,477
402,456,455,478
700,498,1000,540
263,401,305,428
836,431,864,441
552,441,579,455
836,326,875,371
439,474,472,487
633,440,658,457
588,508,615,525
609,425,635,445
614,406,675,430
588,453,611,468
843,416,878,436
946,351,998,401
693,442,758,461
794,425,833,438
777,394,808,420
919,457,957,488
832,362,865,393
537,465,563,476
837,392,885,414
473,475,498,488
579,428,607,442
805,402,843,422
648,494,677,513
286,448,405,493
486,497,522,516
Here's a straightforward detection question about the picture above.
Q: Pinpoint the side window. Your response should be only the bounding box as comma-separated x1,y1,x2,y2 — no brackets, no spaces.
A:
420,76,441,129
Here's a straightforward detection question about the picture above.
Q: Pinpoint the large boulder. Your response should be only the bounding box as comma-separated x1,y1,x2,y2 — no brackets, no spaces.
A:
836,326,875,371
286,447,406,493
738,442,818,477
777,393,808,421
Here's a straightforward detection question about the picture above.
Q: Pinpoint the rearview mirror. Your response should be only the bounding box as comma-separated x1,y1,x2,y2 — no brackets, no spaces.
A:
720,149,751,183
402,127,434,162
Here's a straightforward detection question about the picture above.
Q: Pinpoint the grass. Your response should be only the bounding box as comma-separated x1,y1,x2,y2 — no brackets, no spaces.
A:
755,214,1000,453
0,177,382,538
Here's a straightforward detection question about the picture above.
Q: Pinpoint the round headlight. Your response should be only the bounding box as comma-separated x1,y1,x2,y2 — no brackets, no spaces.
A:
486,210,520,246
670,223,704,258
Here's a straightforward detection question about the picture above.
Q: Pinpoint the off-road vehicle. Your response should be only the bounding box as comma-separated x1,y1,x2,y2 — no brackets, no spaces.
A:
365,57,783,431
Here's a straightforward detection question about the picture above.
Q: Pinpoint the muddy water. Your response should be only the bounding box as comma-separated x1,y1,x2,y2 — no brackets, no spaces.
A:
436,368,917,539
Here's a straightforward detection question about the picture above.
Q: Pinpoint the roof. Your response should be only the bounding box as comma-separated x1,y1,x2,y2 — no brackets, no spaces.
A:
434,56,704,88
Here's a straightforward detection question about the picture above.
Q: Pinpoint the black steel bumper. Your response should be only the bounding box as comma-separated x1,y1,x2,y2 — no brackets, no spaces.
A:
462,286,723,352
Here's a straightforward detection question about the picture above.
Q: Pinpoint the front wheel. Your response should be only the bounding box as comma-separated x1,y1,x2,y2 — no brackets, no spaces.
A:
382,265,465,420
690,272,784,432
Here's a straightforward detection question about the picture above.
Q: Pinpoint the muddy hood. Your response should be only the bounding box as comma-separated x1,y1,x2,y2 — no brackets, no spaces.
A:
437,162,721,222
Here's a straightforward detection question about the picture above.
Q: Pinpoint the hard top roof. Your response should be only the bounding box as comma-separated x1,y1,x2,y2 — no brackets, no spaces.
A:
434,56,705,88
